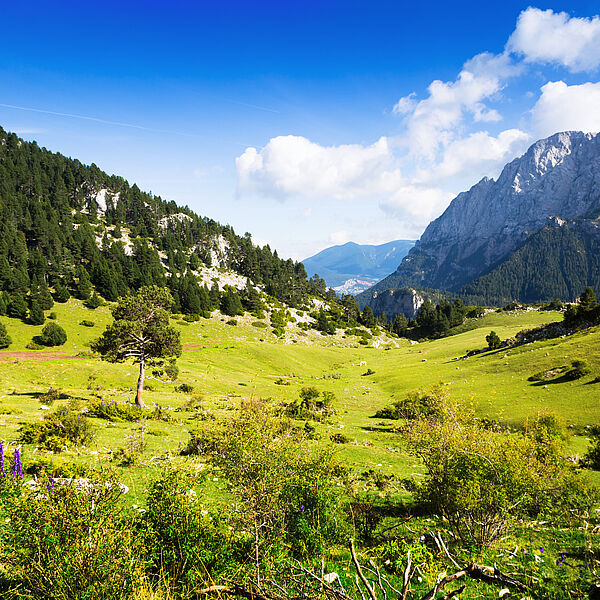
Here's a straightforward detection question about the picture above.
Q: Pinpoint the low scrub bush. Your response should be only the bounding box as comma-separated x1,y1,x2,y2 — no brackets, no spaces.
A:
175,383,194,393
404,390,597,547
3,474,140,599
35,322,67,347
566,359,591,380
374,385,447,420
281,387,336,422
79,319,95,327
87,399,174,422
136,468,249,591
19,406,94,451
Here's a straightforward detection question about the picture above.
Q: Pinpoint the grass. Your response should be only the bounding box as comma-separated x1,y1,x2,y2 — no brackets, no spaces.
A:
0,300,599,493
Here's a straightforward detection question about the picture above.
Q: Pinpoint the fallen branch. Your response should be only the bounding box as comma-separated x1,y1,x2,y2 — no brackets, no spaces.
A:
350,538,378,600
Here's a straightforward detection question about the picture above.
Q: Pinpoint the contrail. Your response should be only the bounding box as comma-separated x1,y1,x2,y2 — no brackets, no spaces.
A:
0,103,198,137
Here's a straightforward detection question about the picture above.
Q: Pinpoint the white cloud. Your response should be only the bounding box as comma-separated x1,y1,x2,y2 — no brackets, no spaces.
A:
395,52,519,159
379,185,452,227
531,81,600,138
508,8,600,72
423,128,530,182
236,134,403,199
392,92,417,115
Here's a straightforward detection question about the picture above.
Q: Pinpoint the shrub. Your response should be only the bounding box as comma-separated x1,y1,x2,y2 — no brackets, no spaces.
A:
36,322,67,347
3,475,140,599
582,426,600,470
486,330,501,349
79,319,95,327
85,292,103,309
87,399,174,422
404,394,594,547
19,407,94,451
175,383,194,393
374,386,447,420
48,311,57,320
0,322,11,348
282,388,336,422
136,468,248,590
330,432,349,444
566,359,591,380
38,387,67,405
206,401,350,560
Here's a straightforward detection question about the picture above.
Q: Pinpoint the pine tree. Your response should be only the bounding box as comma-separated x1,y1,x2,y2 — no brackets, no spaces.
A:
0,322,11,348
28,301,45,325
37,281,54,310
7,294,28,319
360,306,376,328
76,266,92,300
85,292,103,309
220,288,243,316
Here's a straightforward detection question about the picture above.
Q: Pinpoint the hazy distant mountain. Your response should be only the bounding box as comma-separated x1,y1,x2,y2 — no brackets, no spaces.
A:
302,240,415,294
359,131,600,309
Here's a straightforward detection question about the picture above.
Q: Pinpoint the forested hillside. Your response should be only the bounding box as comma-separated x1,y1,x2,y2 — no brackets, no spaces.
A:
0,127,325,312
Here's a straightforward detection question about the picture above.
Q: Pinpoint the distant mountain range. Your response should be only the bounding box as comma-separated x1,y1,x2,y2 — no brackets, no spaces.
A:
302,240,415,294
359,131,600,313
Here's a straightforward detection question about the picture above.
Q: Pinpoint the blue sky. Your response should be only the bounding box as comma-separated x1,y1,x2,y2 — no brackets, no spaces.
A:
1,1,600,259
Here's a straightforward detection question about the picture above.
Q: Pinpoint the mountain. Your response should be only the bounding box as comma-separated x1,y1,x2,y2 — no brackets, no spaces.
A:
0,126,327,314
302,240,415,294
360,131,600,308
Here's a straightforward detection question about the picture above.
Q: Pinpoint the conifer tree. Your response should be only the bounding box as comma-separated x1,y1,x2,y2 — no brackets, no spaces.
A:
92,286,181,407
28,301,45,326
7,294,28,320
0,323,11,348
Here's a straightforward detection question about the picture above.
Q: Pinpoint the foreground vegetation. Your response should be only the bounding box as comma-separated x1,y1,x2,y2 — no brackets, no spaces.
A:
0,295,600,598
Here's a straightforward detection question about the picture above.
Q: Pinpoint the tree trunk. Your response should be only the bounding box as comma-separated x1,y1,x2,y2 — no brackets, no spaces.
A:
135,359,147,408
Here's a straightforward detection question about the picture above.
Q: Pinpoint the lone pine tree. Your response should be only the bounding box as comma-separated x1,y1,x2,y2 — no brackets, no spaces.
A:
92,286,181,407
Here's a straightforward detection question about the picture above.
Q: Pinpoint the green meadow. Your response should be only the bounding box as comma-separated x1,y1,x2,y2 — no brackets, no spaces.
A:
1,299,598,496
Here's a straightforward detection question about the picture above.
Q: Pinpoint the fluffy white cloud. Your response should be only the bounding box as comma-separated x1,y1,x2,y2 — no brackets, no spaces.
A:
395,52,518,159
531,81,600,138
507,8,600,72
379,185,453,227
236,134,403,199
423,128,530,182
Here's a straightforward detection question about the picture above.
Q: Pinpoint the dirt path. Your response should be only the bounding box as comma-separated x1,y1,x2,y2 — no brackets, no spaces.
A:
0,351,85,361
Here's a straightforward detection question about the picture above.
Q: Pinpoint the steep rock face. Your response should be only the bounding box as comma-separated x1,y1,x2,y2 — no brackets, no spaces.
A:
375,131,600,294
368,288,425,319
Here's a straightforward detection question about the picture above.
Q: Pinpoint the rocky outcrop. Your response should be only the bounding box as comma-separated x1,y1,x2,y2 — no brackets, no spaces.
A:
368,287,425,319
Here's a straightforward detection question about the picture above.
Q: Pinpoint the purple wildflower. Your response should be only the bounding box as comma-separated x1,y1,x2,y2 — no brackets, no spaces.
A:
47,475,55,492
540,547,544,554
300,504,305,512
12,448,22,478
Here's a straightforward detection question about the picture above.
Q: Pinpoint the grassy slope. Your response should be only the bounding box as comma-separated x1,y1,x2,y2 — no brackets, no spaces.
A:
0,301,599,497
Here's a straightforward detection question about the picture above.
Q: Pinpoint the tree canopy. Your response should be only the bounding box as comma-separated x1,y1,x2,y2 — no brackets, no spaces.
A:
92,286,182,407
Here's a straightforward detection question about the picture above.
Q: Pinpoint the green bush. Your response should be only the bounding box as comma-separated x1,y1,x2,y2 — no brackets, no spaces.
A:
175,383,194,393
19,407,94,451
374,386,447,420
282,387,336,422
3,476,140,599
566,359,591,380
87,399,174,422
79,319,95,327
36,322,67,347
136,468,248,591
0,322,11,349
405,395,596,547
